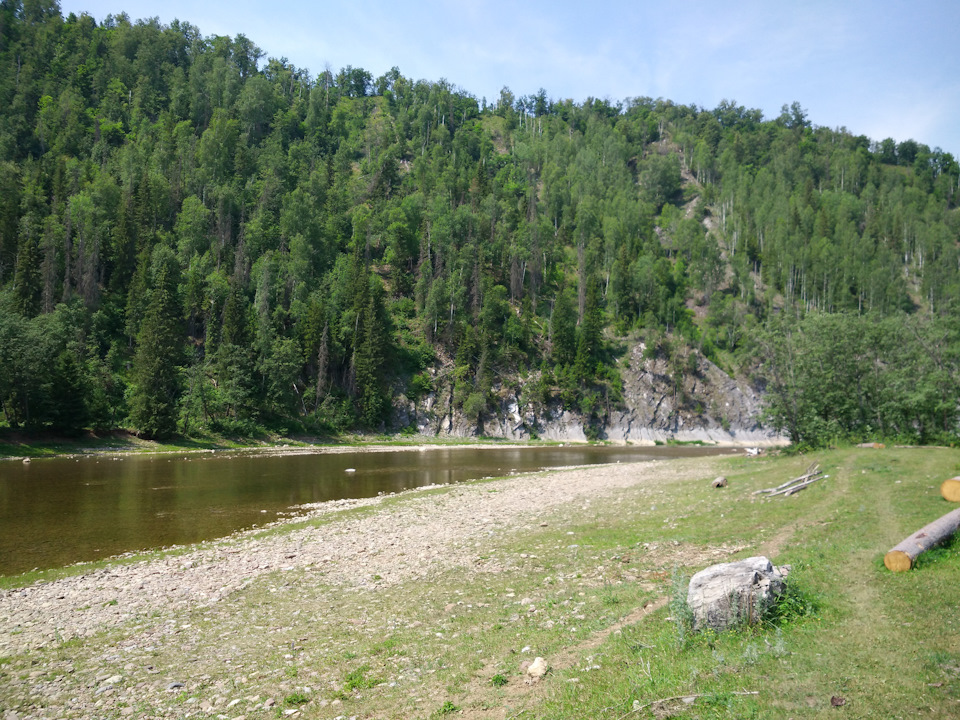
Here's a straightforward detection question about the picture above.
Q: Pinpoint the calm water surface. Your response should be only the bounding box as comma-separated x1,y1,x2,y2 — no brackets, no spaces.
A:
0,445,735,575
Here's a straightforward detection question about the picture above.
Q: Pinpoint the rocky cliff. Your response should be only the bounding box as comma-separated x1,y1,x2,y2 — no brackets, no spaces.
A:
393,339,783,445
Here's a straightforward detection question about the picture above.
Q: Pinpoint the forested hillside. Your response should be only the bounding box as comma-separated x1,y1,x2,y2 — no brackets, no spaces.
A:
2,3,959,445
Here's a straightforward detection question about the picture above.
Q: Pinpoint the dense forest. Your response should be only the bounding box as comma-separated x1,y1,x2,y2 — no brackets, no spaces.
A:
1,2,959,446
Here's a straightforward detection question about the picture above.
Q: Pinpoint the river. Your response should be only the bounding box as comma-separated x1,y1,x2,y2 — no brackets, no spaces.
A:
0,444,738,575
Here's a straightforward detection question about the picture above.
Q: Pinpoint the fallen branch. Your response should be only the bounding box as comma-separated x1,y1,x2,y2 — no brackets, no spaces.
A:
753,464,822,496
885,507,960,571
617,691,759,719
769,474,826,497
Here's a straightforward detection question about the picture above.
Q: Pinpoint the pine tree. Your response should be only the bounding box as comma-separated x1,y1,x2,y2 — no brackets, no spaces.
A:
48,350,89,434
550,289,577,368
353,282,388,428
128,250,184,438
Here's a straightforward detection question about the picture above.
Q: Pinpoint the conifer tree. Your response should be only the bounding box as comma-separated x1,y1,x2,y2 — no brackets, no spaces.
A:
353,281,388,428
128,249,184,438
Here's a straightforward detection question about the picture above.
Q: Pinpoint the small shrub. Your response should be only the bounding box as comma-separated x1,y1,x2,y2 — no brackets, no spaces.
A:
432,700,459,716
490,673,508,687
283,692,310,706
741,642,760,665
343,664,379,691
766,575,820,626
462,392,486,423
600,582,622,606
670,567,695,647
410,371,434,398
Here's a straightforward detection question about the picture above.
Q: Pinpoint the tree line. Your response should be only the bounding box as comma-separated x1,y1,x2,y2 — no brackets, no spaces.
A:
1,3,958,445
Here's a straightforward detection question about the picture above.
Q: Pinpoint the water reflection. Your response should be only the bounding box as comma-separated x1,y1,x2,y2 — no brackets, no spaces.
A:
0,445,734,575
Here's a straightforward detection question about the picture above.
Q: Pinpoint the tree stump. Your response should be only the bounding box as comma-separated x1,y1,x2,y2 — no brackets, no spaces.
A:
686,556,789,631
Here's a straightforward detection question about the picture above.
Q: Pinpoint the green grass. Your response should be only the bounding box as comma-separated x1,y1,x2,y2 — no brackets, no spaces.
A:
283,691,310,706
342,664,381,692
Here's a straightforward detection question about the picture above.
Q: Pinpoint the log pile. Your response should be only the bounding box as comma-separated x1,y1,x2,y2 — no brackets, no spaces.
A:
752,463,825,498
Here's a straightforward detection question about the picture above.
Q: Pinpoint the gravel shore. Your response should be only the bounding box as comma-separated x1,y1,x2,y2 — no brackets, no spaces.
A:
0,456,718,719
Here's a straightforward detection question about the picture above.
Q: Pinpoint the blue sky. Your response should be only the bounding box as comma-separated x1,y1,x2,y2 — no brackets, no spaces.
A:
59,0,960,157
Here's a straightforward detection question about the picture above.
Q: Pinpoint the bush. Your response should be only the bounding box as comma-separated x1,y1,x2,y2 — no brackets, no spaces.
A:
463,392,487,423
410,371,434,398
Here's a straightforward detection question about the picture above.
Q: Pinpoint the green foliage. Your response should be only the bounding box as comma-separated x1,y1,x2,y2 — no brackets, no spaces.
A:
283,692,310,707
462,391,487,424
765,574,820,626
127,249,184,438
641,151,682,210
342,664,379,692
669,568,695,648
0,7,958,443
759,313,960,446
431,701,459,717
410,371,434,398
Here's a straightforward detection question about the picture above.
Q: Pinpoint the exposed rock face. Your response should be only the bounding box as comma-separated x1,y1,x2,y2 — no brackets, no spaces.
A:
391,338,783,444
686,556,789,632
604,341,773,444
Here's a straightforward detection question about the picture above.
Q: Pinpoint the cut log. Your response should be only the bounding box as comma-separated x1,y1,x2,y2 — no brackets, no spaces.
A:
884,507,960,572
940,478,960,503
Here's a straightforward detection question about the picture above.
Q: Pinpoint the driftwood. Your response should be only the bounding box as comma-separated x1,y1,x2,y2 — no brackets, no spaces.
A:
884,507,960,571
940,477,960,503
753,464,825,497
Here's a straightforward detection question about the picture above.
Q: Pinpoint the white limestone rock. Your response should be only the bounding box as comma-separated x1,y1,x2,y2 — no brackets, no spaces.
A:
686,556,789,632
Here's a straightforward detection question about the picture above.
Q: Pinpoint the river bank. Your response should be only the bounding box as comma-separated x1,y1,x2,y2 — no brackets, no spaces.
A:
0,427,786,462
1,457,721,654
0,442,757,577
0,429,504,461
3,447,957,719
1,454,744,720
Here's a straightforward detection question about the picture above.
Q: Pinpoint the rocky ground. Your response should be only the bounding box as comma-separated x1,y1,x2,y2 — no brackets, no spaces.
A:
0,455,733,719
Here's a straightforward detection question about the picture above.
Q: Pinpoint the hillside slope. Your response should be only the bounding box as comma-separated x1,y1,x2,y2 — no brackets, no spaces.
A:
0,8,958,446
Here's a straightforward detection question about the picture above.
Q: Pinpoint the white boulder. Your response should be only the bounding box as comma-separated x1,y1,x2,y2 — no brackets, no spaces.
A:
686,556,788,631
